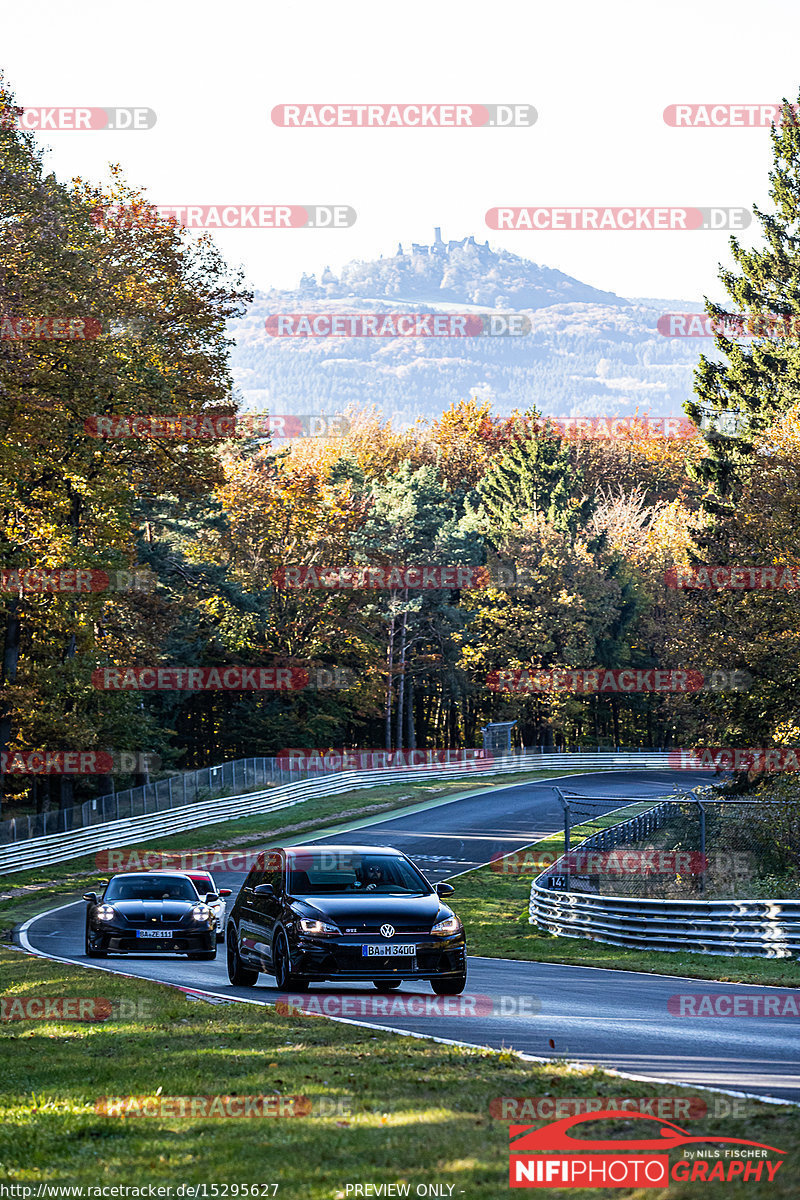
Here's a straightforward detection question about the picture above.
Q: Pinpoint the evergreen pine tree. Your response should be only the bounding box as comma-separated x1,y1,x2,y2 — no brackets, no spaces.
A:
686,95,800,503
477,412,594,538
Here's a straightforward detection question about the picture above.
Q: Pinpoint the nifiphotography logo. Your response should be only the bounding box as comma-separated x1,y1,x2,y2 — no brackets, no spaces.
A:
508,1111,784,1188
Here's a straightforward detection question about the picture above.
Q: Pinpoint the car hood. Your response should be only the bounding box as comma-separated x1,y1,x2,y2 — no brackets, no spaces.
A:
103,900,196,919
290,893,452,929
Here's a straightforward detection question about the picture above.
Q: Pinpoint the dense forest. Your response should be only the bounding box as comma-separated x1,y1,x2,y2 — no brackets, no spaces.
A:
3,75,800,818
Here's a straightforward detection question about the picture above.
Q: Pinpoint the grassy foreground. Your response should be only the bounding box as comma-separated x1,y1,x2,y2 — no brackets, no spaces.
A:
0,768,569,936
456,814,800,988
0,946,796,1197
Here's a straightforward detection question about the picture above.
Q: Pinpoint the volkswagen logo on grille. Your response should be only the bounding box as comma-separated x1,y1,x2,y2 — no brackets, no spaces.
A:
380,924,395,938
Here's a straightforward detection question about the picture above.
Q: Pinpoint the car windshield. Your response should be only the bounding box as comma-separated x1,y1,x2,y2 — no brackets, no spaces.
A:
286,852,431,896
186,874,214,892
104,876,200,902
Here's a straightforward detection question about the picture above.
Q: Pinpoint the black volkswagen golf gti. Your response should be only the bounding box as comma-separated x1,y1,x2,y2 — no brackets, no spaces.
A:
84,871,218,959
226,844,467,993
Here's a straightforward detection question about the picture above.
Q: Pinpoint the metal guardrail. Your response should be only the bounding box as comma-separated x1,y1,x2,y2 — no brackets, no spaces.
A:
0,751,681,875
1,757,297,845
529,802,800,959
0,746,675,846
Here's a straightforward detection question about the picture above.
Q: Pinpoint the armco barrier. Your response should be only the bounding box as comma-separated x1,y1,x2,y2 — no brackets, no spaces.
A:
0,751,680,875
529,803,800,959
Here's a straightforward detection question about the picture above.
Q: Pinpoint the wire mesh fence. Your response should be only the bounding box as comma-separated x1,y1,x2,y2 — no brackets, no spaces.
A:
555,787,800,900
0,747,511,846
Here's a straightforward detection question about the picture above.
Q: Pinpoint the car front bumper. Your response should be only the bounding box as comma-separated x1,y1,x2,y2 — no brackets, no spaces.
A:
89,926,216,954
290,934,467,981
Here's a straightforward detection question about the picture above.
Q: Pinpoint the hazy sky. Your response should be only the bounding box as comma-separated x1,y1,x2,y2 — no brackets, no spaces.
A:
3,0,799,302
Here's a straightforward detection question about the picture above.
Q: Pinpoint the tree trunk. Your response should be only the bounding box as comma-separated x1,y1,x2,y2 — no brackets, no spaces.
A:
0,600,21,816
385,611,396,750
395,607,408,750
406,668,416,749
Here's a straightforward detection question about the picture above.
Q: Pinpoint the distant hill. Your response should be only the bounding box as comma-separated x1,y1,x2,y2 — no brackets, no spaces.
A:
228,233,714,427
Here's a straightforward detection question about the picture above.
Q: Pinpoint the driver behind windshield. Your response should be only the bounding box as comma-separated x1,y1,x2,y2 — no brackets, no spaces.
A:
354,861,385,889
286,854,428,895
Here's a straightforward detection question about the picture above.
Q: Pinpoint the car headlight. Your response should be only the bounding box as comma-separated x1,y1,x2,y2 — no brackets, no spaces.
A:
431,915,462,936
191,904,212,922
298,917,340,936
95,904,116,921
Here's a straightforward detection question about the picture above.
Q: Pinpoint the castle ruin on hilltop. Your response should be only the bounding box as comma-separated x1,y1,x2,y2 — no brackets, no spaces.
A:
396,228,491,257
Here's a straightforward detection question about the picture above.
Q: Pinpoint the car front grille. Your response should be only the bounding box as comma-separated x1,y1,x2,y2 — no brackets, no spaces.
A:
123,915,185,928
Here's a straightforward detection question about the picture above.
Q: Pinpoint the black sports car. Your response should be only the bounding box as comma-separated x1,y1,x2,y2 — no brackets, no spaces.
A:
225,844,467,993
84,871,217,959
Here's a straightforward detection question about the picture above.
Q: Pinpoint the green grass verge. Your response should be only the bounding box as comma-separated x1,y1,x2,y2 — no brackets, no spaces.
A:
0,946,796,1196
0,769,571,936
456,809,800,987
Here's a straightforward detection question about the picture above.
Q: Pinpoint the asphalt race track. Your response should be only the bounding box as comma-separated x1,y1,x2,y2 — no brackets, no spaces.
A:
18,770,800,1104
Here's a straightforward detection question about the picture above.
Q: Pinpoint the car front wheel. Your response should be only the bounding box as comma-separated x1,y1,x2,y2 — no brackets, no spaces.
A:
226,927,259,986
85,925,106,958
273,931,309,992
431,972,467,995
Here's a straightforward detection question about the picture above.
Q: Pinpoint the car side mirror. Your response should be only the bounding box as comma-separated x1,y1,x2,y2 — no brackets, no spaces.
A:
436,882,454,896
83,892,99,904
218,888,232,897
253,883,275,897
205,893,220,902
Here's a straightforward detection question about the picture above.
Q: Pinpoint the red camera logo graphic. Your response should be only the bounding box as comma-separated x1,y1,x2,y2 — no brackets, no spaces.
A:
509,1111,784,1188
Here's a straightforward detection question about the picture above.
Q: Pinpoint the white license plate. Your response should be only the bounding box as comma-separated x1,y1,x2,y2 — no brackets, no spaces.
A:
136,930,173,938
362,943,415,957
